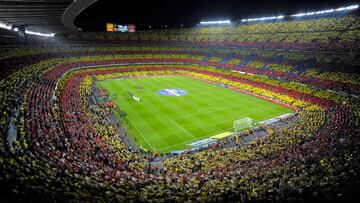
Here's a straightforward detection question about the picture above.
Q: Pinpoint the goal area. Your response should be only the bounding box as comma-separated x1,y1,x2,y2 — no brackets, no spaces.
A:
233,117,254,132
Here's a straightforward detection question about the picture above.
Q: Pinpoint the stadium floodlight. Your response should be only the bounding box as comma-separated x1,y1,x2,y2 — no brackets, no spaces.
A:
25,30,55,37
346,5,359,10
335,7,347,12
334,5,359,11
291,13,306,17
200,20,231,25
0,22,12,30
292,4,358,18
241,15,284,22
315,9,334,14
323,9,335,13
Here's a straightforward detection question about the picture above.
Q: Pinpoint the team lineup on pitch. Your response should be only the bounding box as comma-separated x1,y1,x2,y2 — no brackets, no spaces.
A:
98,75,294,153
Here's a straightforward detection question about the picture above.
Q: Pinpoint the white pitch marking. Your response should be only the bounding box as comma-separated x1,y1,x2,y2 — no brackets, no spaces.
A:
164,89,180,96
171,120,196,139
128,118,154,151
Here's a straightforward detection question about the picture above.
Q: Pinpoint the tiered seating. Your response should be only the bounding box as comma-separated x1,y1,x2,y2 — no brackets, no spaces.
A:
1,13,360,202
58,15,360,51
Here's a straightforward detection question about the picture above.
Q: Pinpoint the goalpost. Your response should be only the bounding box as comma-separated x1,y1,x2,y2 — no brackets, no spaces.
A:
233,117,254,132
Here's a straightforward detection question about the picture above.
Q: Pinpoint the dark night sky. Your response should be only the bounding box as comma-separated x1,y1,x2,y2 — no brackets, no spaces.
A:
75,0,359,31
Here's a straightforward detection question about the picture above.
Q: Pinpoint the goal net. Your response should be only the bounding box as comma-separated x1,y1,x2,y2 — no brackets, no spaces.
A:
233,117,254,132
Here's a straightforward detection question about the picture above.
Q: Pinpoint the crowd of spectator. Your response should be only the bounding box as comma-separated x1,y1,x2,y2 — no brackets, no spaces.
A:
1,13,360,202
1,60,359,201
57,15,360,51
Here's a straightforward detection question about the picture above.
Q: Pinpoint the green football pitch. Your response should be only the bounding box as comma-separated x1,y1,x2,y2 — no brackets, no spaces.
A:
97,75,294,153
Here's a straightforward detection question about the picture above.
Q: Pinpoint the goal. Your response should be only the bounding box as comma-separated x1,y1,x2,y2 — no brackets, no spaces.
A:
233,117,254,132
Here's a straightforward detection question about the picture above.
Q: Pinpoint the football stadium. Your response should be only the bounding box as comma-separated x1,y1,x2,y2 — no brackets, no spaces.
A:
0,0,360,202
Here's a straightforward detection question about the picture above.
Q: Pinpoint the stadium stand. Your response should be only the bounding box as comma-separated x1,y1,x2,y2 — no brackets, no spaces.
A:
1,12,360,202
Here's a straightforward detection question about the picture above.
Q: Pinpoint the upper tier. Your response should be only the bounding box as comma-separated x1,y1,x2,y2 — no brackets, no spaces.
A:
54,15,360,51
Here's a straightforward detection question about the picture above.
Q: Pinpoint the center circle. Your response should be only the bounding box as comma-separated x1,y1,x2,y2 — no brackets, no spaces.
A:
157,88,188,96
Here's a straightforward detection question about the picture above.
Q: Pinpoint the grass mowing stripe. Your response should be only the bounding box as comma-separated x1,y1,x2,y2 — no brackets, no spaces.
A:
122,77,196,147
170,120,196,139
138,77,197,142
127,116,154,151
98,75,295,153
109,80,162,149
157,126,234,151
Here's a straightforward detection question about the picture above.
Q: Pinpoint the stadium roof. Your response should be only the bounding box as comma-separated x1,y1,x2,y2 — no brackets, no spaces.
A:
0,0,96,34
0,0,72,33
0,0,358,34
75,0,359,31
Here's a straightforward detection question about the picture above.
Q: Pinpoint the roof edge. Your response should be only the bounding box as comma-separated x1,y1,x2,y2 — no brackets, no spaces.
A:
62,0,98,31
